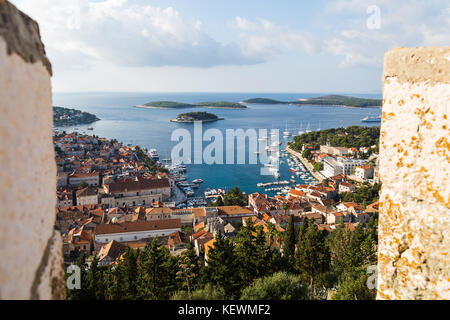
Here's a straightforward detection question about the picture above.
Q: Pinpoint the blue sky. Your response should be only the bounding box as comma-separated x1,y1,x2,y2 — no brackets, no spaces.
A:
11,0,450,93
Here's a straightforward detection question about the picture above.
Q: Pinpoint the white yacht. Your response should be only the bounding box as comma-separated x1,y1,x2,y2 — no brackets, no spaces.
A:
283,121,291,137
298,123,305,136
306,123,312,133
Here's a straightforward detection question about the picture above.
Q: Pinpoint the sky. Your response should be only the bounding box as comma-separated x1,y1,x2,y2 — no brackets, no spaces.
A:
10,0,450,93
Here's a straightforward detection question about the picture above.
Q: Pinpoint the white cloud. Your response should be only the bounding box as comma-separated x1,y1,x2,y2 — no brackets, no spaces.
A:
235,17,319,58
322,0,450,68
11,0,263,69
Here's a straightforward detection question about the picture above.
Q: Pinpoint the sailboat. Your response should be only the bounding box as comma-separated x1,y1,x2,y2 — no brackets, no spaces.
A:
283,121,291,137
306,123,312,133
298,123,305,136
317,122,322,132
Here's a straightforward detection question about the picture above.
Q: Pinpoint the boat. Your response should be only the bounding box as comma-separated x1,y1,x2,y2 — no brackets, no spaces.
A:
305,123,312,133
87,127,94,131
290,168,296,172
149,149,160,162
283,121,291,137
361,115,382,123
298,123,305,136
192,179,204,184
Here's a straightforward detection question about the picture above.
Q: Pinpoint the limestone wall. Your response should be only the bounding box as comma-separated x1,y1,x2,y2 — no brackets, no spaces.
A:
0,1,64,299
377,47,450,300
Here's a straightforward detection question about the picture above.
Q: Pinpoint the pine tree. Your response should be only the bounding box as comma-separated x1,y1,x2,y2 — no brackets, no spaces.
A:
138,238,174,299
329,220,352,273
295,223,330,298
283,215,297,270
234,223,258,287
206,231,241,299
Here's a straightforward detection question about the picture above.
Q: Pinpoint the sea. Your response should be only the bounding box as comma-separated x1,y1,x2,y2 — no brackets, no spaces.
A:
53,92,382,198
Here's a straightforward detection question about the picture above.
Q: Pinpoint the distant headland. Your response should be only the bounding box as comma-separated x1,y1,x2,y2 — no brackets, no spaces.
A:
170,112,224,123
53,106,100,127
136,101,247,109
242,95,382,108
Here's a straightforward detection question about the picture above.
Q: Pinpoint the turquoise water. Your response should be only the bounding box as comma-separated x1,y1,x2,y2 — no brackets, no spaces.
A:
53,92,381,197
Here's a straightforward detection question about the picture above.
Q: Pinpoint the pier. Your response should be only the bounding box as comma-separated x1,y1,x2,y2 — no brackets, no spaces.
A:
285,146,325,183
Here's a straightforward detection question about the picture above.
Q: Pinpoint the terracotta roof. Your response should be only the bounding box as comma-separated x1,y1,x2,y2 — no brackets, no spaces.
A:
217,206,254,216
70,172,99,178
98,240,126,262
95,219,181,235
105,176,170,193
76,187,97,197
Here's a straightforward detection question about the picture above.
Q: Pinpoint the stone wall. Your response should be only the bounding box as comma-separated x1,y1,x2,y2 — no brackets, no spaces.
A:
0,1,64,299
377,47,450,299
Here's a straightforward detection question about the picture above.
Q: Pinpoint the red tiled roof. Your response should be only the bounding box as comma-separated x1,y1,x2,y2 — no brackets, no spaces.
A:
95,219,181,235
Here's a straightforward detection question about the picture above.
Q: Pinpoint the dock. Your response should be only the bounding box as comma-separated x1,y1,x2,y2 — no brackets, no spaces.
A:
285,146,325,183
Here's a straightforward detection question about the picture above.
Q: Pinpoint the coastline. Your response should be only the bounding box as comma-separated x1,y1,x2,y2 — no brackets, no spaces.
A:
286,145,325,183
170,118,224,123
135,105,174,110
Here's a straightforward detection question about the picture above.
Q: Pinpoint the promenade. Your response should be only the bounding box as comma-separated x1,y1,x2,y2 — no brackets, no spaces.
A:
285,146,325,183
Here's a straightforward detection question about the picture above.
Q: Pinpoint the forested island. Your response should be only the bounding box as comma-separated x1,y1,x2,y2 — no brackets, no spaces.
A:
53,106,100,127
289,126,381,151
171,112,224,123
243,95,382,108
137,101,246,109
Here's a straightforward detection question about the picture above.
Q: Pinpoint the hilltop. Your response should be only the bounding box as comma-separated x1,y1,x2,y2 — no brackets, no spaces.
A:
170,112,224,123
137,101,246,109
53,106,100,126
243,95,382,108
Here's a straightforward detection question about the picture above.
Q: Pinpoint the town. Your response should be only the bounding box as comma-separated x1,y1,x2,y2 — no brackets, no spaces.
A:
54,128,379,300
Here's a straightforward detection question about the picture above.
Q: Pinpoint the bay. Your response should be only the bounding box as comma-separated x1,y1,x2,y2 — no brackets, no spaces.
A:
53,92,381,197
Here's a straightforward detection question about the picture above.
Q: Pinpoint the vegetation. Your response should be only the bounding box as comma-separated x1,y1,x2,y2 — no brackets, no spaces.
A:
171,112,223,123
53,106,100,127
243,98,285,104
142,101,246,109
195,101,246,109
143,101,194,108
240,272,308,300
338,183,381,205
135,146,168,175
243,95,382,108
289,126,380,151
67,217,378,301
209,187,248,207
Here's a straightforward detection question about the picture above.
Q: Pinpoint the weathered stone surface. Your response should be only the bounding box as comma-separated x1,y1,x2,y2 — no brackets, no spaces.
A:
0,1,63,300
378,47,450,300
0,0,52,75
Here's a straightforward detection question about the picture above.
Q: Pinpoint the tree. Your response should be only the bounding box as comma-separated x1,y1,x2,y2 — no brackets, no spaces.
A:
206,231,241,299
79,181,89,189
176,253,197,300
329,221,352,274
332,268,376,300
172,284,225,300
138,238,177,299
283,215,297,266
295,223,330,298
240,272,308,300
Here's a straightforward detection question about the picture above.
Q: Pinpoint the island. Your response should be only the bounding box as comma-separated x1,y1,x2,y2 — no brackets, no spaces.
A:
170,112,224,123
136,101,247,109
53,106,100,127
243,95,382,108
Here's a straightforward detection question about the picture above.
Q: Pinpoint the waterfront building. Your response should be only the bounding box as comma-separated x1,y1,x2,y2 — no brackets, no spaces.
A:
76,187,99,206
102,176,171,208
69,171,100,186
94,219,181,246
